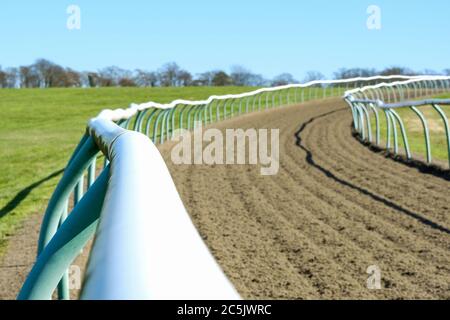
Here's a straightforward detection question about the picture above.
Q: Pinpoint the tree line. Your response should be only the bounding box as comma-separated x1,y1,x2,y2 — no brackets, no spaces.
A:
0,59,449,89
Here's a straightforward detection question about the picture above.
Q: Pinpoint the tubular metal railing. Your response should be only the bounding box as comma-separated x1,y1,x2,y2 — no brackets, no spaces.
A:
18,119,239,300
17,75,448,300
344,76,450,169
113,75,433,144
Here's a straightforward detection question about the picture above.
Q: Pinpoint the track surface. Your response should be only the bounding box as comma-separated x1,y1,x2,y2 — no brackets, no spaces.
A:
1,98,449,299
158,98,450,299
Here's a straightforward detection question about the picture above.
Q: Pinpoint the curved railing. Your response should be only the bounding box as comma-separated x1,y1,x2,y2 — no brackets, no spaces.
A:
344,76,450,169
18,119,239,300
17,74,448,300
101,75,433,144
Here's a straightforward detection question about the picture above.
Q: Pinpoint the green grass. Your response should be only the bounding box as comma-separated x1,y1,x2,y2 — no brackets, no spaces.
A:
0,86,259,255
368,93,450,165
0,85,348,255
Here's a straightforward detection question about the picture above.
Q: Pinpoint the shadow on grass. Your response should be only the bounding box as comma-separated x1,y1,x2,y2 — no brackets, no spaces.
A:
0,169,64,219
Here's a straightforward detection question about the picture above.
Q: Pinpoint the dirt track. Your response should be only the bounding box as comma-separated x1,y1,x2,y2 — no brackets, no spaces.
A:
1,98,450,299
158,98,450,299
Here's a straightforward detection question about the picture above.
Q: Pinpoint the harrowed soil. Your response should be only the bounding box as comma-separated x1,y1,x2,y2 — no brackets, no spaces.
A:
1,98,449,299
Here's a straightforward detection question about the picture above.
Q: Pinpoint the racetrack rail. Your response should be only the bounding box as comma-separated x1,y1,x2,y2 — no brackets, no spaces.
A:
1,97,449,299
158,97,450,299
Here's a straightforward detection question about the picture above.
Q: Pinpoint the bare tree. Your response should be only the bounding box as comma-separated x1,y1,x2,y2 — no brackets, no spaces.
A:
0,67,6,88
64,68,81,87
78,72,90,88
380,66,415,76
5,68,18,88
248,74,267,86
46,65,68,87
177,70,193,86
134,69,158,87
333,68,377,79
98,76,114,87
158,62,180,87
196,71,218,86
98,66,132,86
303,71,325,83
272,73,297,86
230,65,253,86
0,67,19,88
34,59,59,87
19,66,40,88
422,69,440,75
29,59,81,88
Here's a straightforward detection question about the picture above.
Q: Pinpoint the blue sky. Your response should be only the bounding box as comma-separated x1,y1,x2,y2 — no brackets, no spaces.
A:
0,0,449,79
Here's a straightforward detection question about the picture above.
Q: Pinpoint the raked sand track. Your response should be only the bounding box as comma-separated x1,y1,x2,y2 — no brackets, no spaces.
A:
1,98,449,299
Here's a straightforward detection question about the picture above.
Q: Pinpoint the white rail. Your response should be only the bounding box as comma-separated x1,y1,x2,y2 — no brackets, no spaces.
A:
96,75,435,122
82,119,239,299
19,74,449,300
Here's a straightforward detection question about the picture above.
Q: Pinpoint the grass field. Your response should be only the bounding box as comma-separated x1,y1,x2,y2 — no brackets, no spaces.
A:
0,86,260,255
369,93,450,165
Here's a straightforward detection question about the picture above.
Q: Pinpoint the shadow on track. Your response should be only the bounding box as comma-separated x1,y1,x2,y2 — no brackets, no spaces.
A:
294,109,450,235
0,169,64,219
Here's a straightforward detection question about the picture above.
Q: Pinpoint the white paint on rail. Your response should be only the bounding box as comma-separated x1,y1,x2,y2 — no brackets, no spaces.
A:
82,119,240,300
94,75,439,123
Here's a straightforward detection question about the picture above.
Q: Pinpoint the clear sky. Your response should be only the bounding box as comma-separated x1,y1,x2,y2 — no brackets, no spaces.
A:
0,0,449,79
